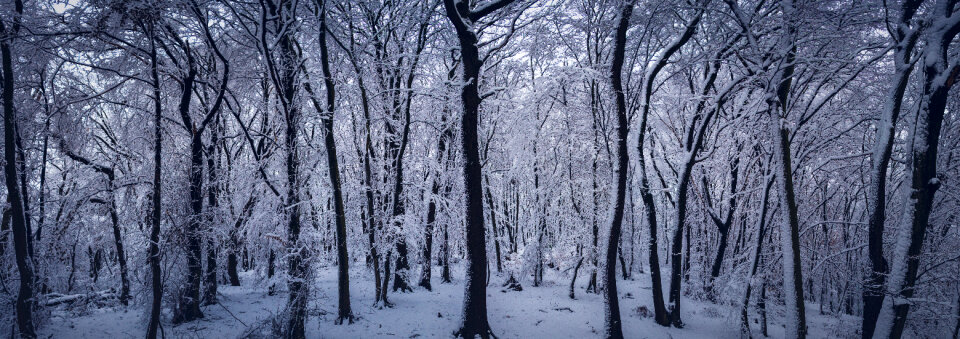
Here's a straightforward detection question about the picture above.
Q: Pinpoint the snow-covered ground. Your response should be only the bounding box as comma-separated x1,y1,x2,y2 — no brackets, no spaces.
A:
40,266,857,338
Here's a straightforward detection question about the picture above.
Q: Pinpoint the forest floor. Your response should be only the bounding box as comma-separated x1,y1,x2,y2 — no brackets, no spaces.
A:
39,265,856,338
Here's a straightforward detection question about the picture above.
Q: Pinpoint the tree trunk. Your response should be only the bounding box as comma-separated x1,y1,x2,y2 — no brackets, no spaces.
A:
1,2,35,334
570,246,583,299
314,1,352,322
602,3,633,338
741,172,774,337
861,1,921,337
265,0,308,334
636,1,706,326
667,163,692,328
203,119,220,306
227,196,255,287
443,0,519,336
874,5,959,336
108,179,131,306
485,177,502,274
146,24,163,339
766,3,806,337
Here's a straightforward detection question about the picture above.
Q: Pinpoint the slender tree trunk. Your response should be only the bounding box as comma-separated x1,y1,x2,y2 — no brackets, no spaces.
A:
570,245,583,299
146,24,163,339
636,2,706,326
708,156,740,300
441,221,452,283
861,2,921,337
874,5,959,336
1,2,35,335
264,0,309,334
108,179,131,305
602,3,633,338
485,177,502,274
229,196,255,286
314,1,352,322
741,172,775,337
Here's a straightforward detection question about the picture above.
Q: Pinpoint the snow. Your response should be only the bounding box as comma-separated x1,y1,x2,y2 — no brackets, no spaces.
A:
39,265,853,338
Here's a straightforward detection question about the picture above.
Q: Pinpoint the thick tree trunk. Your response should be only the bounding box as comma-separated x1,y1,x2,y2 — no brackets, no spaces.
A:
443,0,519,336
767,3,806,337
203,120,221,306
602,3,633,338
176,117,205,325
667,163,692,328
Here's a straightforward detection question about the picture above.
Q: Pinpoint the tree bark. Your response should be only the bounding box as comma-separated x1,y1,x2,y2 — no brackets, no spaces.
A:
1,1,35,335
637,2,707,326
740,171,774,337
602,3,633,338
861,1,922,337
146,22,163,339
203,118,220,306
314,0,352,323
874,3,959,336
443,0,519,336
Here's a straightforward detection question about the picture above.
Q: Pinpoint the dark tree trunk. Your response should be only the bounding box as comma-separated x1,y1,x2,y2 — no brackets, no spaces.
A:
485,177,502,274
569,249,583,299
667,165,691,328
443,0,519,336
261,0,309,334
174,85,205,326
441,221,451,284
759,281,768,337
108,180,131,305
602,3,633,338
227,196,255,287
1,4,35,333
15,125,33,261
762,7,807,334
61,148,132,305
707,155,740,300
740,171,774,337
421,119,450,290
420,179,438,290
586,154,599,294
36,120,48,244
146,24,163,339
861,2,921,337
203,119,221,306
313,1,352,323
876,7,959,335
